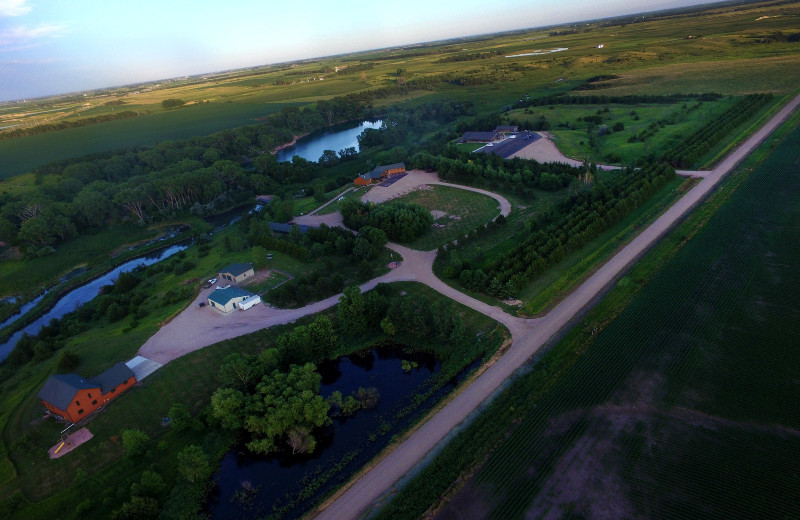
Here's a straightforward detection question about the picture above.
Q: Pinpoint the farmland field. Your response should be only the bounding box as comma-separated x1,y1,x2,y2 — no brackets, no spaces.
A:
0,102,303,179
430,111,800,519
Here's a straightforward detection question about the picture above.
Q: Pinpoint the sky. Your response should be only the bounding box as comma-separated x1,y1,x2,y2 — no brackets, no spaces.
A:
0,0,722,102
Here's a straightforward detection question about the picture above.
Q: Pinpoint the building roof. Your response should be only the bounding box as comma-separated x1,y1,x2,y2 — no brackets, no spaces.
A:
208,287,254,307
360,163,406,181
92,362,135,394
269,222,311,234
459,131,502,142
476,131,541,159
220,262,253,277
38,374,95,411
38,361,138,412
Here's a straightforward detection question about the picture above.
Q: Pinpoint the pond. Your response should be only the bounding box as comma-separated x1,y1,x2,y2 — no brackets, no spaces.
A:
207,345,477,520
0,240,191,362
276,119,382,163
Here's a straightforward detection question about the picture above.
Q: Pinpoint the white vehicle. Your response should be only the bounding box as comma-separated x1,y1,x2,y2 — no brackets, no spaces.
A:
208,278,218,284
238,295,262,311
215,284,231,290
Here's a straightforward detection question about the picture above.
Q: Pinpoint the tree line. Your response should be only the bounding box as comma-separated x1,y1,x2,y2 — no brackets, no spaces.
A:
662,94,773,168
518,92,722,110
436,163,677,298
408,148,584,192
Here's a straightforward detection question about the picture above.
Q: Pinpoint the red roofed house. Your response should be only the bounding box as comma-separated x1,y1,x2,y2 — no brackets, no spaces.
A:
38,362,136,423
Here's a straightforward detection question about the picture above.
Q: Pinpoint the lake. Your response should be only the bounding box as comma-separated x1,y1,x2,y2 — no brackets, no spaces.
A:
276,120,382,163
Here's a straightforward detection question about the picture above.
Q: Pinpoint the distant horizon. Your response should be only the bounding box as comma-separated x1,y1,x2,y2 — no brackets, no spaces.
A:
1,0,726,102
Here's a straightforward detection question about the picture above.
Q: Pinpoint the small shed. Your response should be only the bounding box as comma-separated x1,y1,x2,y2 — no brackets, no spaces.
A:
208,287,254,313
495,125,519,133
219,263,254,284
38,362,136,423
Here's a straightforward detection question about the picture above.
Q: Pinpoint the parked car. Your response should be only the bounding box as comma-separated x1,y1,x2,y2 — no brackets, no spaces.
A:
208,278,217,284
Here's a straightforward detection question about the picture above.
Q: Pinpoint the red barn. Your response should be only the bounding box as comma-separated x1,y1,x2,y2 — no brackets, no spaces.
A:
38,362,136,423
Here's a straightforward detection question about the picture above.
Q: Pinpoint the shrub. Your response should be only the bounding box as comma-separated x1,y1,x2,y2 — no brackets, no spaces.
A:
121,429,150,457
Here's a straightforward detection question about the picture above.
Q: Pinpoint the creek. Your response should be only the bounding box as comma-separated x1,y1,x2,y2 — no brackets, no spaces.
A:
0,240,191,362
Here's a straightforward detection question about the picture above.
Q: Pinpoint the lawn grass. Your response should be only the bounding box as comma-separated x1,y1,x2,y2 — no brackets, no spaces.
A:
242,271,291,296
508,97,739,165
392,185,502,251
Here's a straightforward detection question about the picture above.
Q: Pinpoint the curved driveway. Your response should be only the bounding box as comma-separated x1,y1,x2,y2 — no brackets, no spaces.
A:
312,93,800,520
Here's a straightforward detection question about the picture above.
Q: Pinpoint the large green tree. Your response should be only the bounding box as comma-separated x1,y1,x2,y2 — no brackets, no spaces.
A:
242,363,330,454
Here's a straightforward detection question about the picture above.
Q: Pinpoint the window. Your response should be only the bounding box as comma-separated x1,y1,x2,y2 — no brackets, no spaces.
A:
88,393,92,398
123,380,128,385
75,400,80,406
91,400,97,405
78,409,84,415
110,388,116,393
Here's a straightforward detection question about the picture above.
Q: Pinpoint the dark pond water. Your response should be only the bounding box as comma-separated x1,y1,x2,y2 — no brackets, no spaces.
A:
0,240,191,362
276,120,382,163
207,346,474,520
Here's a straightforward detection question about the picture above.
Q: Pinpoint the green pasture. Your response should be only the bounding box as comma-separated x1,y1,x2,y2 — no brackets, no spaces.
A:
2,0,800,181
391,185,503,251
510,98,739,165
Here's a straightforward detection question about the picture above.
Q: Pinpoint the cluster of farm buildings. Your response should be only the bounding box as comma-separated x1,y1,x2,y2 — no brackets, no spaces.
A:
38,262,265,424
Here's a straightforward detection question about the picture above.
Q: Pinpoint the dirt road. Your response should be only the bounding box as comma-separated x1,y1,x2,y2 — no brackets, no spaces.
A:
312,94,800,520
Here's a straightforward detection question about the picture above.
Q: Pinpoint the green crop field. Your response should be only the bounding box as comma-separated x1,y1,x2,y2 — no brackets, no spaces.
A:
0,102,304,179
430,110,800,519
